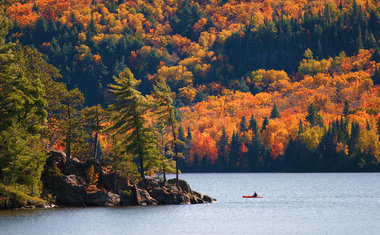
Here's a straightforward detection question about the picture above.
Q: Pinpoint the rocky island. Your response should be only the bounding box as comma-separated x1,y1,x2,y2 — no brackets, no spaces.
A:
1,150,215,209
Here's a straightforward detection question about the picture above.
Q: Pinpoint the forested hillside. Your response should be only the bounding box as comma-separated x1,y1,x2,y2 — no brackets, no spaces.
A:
1,0,380,201
5,0,380,105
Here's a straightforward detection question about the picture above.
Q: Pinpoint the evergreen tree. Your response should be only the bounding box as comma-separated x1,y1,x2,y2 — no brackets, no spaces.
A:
0,45,47,134
283,137,312,172
306,104,324,127
348,121,360,156
242,131,249,144
270,102,281,119
183,126,192,167
217,126,229,170
0,14,48,195
343,100,350,117
152,122,176,182
248,131,266,171
373,68,380,85
298,119,304,135
187,126,192,143
175,124,185,175
249,115,258,135
170,0,203,40
178,125,185,153
239,116,247,133
0,124,47,195
103,135,139,192
153,76,183,184
107,68,159,181
82,105,109,160
61,88,86,162
261,117,269,132
228,131,241,170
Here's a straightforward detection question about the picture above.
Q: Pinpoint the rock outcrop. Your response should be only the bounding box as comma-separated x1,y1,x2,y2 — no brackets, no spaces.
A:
41,150,216,207
0,183,55,209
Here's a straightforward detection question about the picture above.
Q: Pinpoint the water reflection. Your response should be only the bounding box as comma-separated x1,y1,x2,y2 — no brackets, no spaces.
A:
1,173,380,235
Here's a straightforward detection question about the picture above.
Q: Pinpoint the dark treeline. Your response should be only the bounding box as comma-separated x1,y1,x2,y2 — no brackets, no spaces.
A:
179,103,380,173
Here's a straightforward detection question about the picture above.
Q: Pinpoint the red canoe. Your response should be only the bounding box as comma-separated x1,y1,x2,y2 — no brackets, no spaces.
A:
242,196,264,198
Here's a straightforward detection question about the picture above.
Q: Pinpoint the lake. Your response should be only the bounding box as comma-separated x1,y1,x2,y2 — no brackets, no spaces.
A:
1,173,379,235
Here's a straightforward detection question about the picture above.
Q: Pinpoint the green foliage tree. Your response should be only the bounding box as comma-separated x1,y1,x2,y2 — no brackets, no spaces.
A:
178,125,185,145
306,104,324,127
343,100,350,117
61,88,87,161
217,126,229,170
178,125,185,154
239,116,247,133
0,13,48,195
0,124,47,196
261,117,269,132
103,135,139,191
228,131,241,171
248,131,266,171
249,115,258,135
348,121,360,156
170,0,203,40
185,126,192,159
153,76,183,184
108,68,159,181
298,119,304,135
0,46,47,134
82,105,109,160
270,102,281,119
152,122,176,182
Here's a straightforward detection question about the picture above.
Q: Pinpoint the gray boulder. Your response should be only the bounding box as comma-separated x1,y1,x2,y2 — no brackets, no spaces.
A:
167,179,192,193
149,186,191,205
54,175,86,206
86,189,120,206
149,188,176,204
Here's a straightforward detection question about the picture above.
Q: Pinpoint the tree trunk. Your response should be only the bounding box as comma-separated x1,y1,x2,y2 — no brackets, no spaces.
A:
161,131,166,183
93,132,98,160
140,155,147,189
140,155,145,179
172,123,179,186
114,168,117,193
163,162,166,182
175,155,178,185
8,155,17,185
66,105,71,163
93,118,100,160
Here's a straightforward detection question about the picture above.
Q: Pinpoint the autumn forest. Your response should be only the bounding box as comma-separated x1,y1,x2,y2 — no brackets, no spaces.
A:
0,0,380,198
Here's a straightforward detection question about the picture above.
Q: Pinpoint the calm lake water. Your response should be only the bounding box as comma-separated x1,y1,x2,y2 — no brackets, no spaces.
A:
1,173,380,235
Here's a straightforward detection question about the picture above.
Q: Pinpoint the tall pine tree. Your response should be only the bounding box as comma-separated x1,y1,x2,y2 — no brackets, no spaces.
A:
108,68,159,182
153,76,183,184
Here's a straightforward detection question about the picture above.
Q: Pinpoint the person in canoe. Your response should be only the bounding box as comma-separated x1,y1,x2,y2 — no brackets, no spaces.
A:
252,192,257,197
